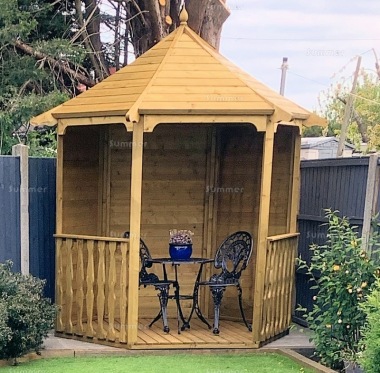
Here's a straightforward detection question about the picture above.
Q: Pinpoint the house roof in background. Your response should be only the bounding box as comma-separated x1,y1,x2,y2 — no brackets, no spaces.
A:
301,137,355,149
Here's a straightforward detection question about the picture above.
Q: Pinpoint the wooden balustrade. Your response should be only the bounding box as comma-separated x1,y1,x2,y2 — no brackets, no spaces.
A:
54,232,298,347
260,233,299,342
55,235,130,343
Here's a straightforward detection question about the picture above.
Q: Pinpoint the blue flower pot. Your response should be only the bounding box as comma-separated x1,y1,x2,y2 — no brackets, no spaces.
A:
169,244,192,260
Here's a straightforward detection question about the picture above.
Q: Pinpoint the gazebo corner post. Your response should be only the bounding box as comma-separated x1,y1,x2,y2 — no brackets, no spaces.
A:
252,118,275,347
127,120,144,347
55,132,64,332
56,135,64,235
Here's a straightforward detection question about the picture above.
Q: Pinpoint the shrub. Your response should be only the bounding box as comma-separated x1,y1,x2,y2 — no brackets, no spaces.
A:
360,277,380,373
0,302,11,352
298,210,379,370
0,261,56,363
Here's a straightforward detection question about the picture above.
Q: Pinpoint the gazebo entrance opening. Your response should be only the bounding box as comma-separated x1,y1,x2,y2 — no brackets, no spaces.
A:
55,122,299,348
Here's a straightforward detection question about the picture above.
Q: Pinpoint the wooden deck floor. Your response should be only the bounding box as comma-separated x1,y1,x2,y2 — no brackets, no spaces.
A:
59,318,255,350
134,318,254,349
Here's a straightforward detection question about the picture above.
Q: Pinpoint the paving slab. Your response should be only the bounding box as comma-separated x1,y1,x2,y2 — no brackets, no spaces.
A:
43,332,121,351
265,325,314,349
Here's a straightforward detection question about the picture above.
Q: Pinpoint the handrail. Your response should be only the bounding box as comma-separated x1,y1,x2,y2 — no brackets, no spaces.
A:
266,232,299,242
54,233,130,243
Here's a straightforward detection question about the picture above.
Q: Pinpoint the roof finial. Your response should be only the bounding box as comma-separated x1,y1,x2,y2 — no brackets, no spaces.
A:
180,5,188,25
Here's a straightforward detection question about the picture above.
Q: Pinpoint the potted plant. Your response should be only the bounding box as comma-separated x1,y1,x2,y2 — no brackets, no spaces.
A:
169,229,193,260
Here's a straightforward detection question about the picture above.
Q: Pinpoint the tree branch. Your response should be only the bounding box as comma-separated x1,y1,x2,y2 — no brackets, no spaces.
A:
74,0,104,79
338,96,369,143
84,0,109,80
13,39,95,88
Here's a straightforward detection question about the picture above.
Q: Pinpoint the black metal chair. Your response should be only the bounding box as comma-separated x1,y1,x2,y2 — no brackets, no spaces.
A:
199,231,253,334
123,232,177,333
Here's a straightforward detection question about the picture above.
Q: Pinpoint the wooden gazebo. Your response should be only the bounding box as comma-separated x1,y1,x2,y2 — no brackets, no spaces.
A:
32,9,325,349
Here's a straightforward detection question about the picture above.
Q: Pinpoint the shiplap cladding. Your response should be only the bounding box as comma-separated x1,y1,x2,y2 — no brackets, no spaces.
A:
215,126,263,321
62,126,100,235
268,125,294,236
109,124,208,318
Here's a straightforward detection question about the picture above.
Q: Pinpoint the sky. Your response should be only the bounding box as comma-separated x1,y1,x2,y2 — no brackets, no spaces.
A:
220,0,380,111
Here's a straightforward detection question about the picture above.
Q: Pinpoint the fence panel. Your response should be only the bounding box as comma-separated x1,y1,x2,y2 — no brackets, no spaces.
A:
295,157,370,325
0,156,21,271
29,157,56,300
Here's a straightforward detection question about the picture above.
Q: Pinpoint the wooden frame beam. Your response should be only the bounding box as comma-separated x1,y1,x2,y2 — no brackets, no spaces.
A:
58,116,131,135
143,114,268,132
127,121,144,347
252,118,275,346
56,134,64,234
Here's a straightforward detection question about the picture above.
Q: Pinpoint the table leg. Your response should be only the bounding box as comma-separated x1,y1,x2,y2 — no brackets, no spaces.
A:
185,263,212,329
174,264,187,334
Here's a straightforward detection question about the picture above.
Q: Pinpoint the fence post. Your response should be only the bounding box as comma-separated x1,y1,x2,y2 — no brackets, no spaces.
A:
362,153,380,253
12,144,29,274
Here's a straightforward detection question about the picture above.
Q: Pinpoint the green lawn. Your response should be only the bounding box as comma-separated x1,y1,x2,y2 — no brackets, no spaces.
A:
2,353,315,373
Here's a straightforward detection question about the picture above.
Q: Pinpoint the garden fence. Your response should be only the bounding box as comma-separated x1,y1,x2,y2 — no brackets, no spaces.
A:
295,155,380,325
0,145,56,300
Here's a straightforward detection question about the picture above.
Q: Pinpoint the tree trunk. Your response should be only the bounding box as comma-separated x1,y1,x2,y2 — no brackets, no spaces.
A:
114,2,121,71
84,0,109,80
186,0,208,34
186,0,230,50
129,0,230,56
200,0,230,50
142,0,169,47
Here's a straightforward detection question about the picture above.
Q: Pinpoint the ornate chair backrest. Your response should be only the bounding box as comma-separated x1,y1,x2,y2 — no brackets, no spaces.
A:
123,232,155,283
213,231,253,282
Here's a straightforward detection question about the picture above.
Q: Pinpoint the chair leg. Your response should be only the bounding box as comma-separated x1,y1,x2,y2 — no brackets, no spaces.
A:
237,283,252,332
148,310,163,328
211,286,225,335
156,285,170,333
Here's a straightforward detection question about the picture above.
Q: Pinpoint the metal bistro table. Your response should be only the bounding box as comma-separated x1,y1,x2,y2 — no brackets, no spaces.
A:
148,257,213,334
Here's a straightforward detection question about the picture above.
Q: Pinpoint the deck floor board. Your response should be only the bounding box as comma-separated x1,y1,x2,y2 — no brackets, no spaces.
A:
67,318,254,349
136,318,252,346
